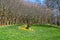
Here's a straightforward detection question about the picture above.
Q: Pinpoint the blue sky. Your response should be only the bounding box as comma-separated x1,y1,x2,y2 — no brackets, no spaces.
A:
24,0,45,5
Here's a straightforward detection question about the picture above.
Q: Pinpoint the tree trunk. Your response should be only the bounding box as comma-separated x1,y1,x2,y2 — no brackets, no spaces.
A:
26,17,30,29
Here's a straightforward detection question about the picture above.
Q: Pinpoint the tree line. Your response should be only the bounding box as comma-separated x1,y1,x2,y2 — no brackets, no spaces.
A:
0,0,60,26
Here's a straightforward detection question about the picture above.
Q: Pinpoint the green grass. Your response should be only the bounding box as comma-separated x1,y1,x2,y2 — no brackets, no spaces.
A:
0,24,60,40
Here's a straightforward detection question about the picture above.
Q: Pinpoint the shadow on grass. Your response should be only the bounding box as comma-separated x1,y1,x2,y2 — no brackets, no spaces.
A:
32,24,60,29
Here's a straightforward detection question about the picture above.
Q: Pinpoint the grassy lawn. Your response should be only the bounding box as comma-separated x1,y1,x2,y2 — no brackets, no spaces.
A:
0,24,60,40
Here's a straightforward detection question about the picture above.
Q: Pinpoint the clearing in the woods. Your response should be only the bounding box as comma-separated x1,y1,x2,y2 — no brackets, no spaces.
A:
0,24,60,40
